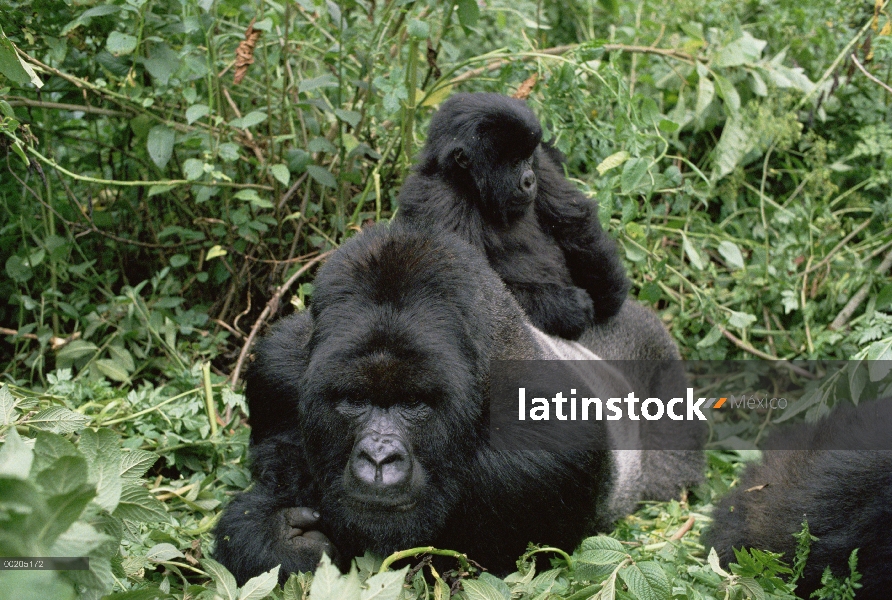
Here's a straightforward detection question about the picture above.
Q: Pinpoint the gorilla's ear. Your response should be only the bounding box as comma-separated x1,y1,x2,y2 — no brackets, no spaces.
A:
453,147,470,169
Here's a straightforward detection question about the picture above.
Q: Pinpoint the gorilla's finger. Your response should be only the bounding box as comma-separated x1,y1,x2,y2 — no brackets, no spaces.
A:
284,506,320,529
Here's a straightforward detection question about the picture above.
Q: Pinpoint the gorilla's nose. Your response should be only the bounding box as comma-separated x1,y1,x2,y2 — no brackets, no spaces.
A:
520,170,536,195
349,434,412,488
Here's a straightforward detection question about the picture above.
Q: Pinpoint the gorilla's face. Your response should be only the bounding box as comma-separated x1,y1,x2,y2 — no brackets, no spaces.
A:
454,146,538,221
295,228,492,555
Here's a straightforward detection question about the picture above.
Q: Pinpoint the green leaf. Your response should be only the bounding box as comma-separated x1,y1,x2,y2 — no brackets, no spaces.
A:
774,387,826,423
36,455,89,497
620,157,649,194
461,578,510,600
866,339,892,381
120,449,159,479
202,558,238,600
95,358,131,383
848,361,867,405
183,158,205,180
736,576,766,600
5,255,32,282
407,19,430,39
309,554,347,599
682,235,704,270
0,427,33,479
697,326,723,349
713,32,767,67
26,407,91,434
298,74,338,94
114,480,169,523
239,565,280,600
146,543,185,563
307,165,337,188
360,568,409,600
31,431,78,475
695,66,715,119
334,109,361,128
207,245,228,260
147,125,175,169
270,164,291,186
580,536,626,552
0,384,17,426
455,0,480,28
717,240,745,269
596,151,630,176
728,311,756,329
0,25,43,87
707,547,730,577
106,32,138,56
230,111,267,129
40,484,96,547
79,429,122,513
713,73,740,115
618,561,671,600
186,103,210,124
712,116,751,181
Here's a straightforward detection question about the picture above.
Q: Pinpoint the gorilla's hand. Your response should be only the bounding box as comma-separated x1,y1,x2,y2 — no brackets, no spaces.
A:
279,507,339,565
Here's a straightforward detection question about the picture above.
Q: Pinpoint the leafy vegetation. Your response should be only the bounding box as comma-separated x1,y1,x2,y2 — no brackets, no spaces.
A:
1,0,891,597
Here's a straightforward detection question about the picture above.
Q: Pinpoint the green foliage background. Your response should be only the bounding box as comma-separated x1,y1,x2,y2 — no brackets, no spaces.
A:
0,0,891,598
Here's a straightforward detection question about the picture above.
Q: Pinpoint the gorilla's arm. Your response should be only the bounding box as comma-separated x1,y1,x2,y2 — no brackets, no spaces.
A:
213,433,337,585
504,282,594,340
534,150,630,323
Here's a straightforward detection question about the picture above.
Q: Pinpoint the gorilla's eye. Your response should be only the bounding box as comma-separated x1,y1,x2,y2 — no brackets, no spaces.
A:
453,148,470,169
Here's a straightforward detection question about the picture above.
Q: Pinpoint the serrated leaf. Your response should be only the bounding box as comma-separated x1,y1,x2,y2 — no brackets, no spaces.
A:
306,165,337,188
848,361,867,405
460,579,509,600
270,164,290,186
713,32,766,67
186,103,210,124
147,125,175,169
455,0,480,28
113,480,168,523
867,339,892,381
299,74,338,94
618,561,671,600
361,568,409,600
717,240,745,269
707,548,730,577
95,358,131,382
146,542,185,563
56,340,99,364
309,554,346,599
230,111,267,129
735,576,766,600
202,558,238,600
334,109,361,128
620,157,649,194
26,407,91,434
36,455,89,497
580,536,626,552
120,449,158,479
106,31,138,56
596,151,630,176
0,384,17,425
774,387,826,423
239,565,280,600
0,427,32,478
40,484,96,547
80,429,122,512
682,235,704,270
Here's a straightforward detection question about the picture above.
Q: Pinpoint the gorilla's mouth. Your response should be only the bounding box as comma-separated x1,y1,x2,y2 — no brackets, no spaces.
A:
341,493,418,512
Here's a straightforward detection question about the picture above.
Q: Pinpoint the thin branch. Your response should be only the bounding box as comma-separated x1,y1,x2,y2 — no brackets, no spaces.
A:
230,251,334,387
829,246,892,330
6,97,131,117
850,53,892,96
709,320,817,379
803,216,873,276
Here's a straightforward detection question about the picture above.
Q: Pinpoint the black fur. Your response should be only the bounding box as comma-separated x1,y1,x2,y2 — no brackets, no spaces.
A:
397,92,630,340
214,222,700,585
702,400,892,599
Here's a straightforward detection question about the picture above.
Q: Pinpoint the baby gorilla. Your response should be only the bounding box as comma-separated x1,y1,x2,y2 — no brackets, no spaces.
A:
397,92,629,340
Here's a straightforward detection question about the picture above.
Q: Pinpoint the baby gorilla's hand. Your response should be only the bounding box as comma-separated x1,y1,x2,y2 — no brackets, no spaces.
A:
278,507,339,567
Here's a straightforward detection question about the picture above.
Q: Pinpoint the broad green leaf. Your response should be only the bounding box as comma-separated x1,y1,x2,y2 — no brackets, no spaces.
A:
596,151,630,176
40,484,96,547
736,576,766,600
26,407,91,434
334,109,361,128
120,449,159,479
618,561,671,600
183,158,205,180
298,74,338,94
749,70,768,96
711,116,751,180
361,568,409,600
239,565,280,600
270,164,290,186
728,311,756,329
0,427,32,479
774,387,825,423
36,455,89,497
867,339,892,381
695,66,714,119
682,235,704,270
202,558,238,600
31,431,78,477
147,125,175,169
106,32,138,56
455,0,480,28
848,361,867,405
422,84,453,107
620,157,649,194
146,543,185,563
713,32,766,67
230,111,267,129
79,429,122,512
713,73,740,115
580,536,626,552
307,165,337,188
95,358,131,382
460,579,509,600
207,245,228,260
309,554,347,599
114,480,169,523
144,43,180,85
0,384,17,425
186,103,210,124
717,240,745,269
0,25,43,87
407,19,429,39
707,548,730,577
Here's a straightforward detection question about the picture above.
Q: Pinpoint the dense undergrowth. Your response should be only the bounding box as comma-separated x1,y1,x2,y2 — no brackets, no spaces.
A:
1,0,891,598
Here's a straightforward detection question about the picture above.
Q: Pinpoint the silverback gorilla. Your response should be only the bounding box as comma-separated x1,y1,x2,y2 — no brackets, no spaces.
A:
703,400,892,600
396,93,629,340
214,222,703,584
